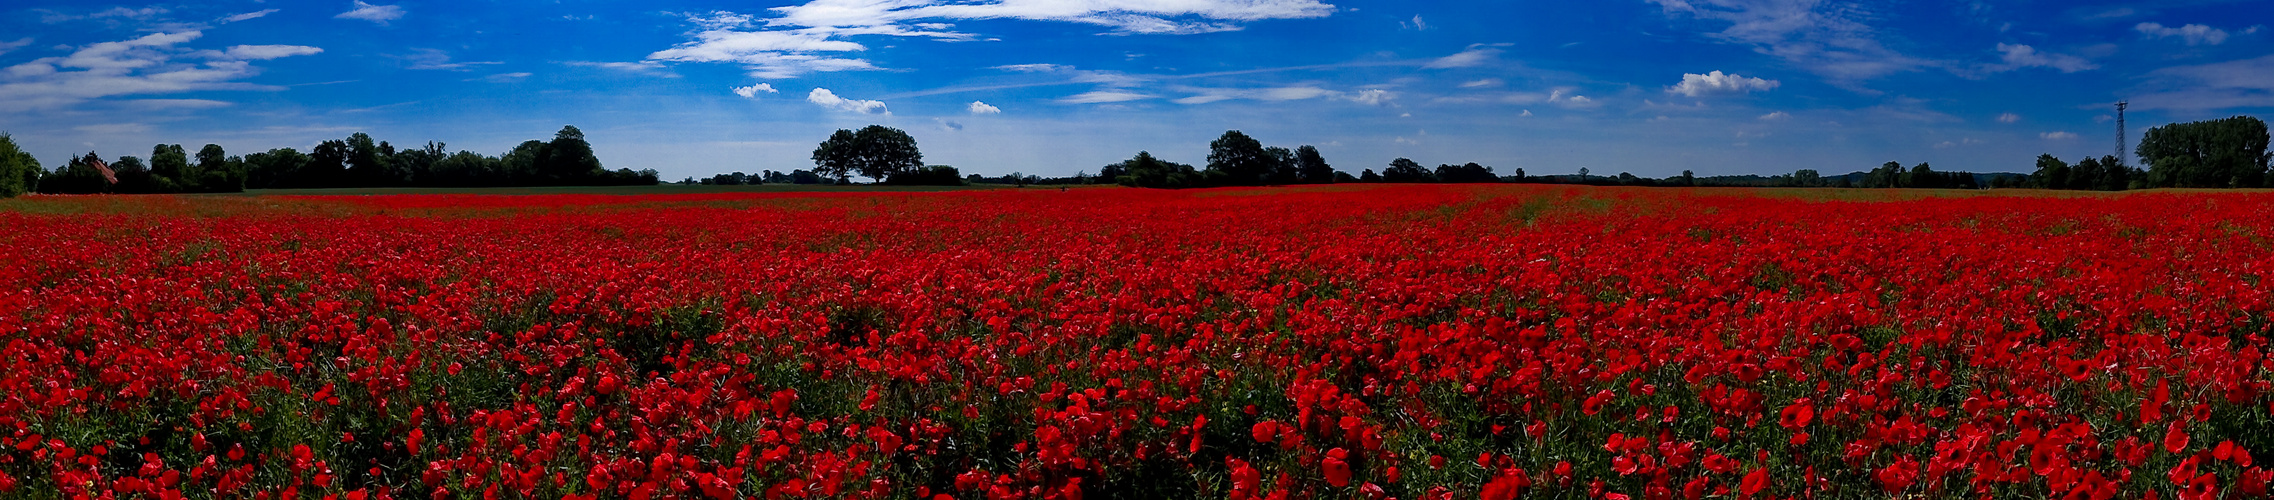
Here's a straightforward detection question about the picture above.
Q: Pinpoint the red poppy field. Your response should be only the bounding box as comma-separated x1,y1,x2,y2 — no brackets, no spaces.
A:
1,185,2270,500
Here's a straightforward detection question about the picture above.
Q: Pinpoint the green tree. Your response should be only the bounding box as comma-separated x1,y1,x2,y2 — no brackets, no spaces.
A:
811,126,923,183
307,140,350,188
2030,154,2070,189
1205,130,1271,186
2138,115,2270,188
0,134,38,197
150,144,191,192
245,148,311,189
1294,145,1333,184
1434,162,1496,183
1113,151,1198,188
195,144,246,192
1382,158,1433,183
542,125,603,184
501,140,548,185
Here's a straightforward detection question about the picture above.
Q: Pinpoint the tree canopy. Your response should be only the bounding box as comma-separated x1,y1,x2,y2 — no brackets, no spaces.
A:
2138,115,2271,188
812,125,924,183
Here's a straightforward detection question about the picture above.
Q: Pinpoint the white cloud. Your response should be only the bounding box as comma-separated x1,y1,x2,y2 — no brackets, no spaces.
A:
568,61,678,77
123,99,233,109
1406,15,1429,30
995,63,1071,73
967,100,1001,114
212,45,324,60
1997,112,2019,123
1646,0,1931,82
1988,44,2097,73
0,31,317,112
808,87,888,114
1349,89,1392,105
401,49,499,70
2136,23,2229,45
221,9,280,23
1547,88,1594,107
0,38,31,57
336,1,404,24
646,17,876,78
2131,54,2274,110
647,1,1333,78
1666,70,1778,97
473,72,531,83
733,83,779,98
1061,90,1154,104
2040,131,2077,140
1759,111,1789,120
1460,78,1502,88
1425,44,1503,69
1520,110,1532,117
1172,86,1344,105
39,6,168,25
769,0,1335,36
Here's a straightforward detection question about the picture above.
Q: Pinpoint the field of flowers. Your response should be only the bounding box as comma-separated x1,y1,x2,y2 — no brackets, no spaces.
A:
1,185,2270,500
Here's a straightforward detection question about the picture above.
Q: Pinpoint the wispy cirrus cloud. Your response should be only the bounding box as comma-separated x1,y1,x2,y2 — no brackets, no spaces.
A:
2130,54,2274,111
644,0,1336,78
337,1,405,24
1647,0,1932,83
2134,22,2233,46
0,31,319,112
400,49,498,70
220,9,280,23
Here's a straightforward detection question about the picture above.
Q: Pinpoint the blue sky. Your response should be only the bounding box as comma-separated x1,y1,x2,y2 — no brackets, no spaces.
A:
1,0,2270,180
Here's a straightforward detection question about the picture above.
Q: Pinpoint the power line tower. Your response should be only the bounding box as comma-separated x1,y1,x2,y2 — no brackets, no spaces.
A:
2114,101,2128,167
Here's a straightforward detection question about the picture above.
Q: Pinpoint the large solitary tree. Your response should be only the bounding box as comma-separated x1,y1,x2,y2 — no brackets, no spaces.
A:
812,125,923,183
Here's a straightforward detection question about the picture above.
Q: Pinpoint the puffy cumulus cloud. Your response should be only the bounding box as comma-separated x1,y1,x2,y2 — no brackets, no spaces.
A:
967,100,1001,114
0,31,318,112
2040,131,2077,140
733,83,778,98
1988,44,2097,73
2135,23,2229,46
1348,89,1393,105
1997,113,2020,123
1666,71,1778,97
336,1,404,24
808,87,888,114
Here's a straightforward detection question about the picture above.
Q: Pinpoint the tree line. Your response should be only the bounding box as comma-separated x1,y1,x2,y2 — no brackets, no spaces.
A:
0,126,656,196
